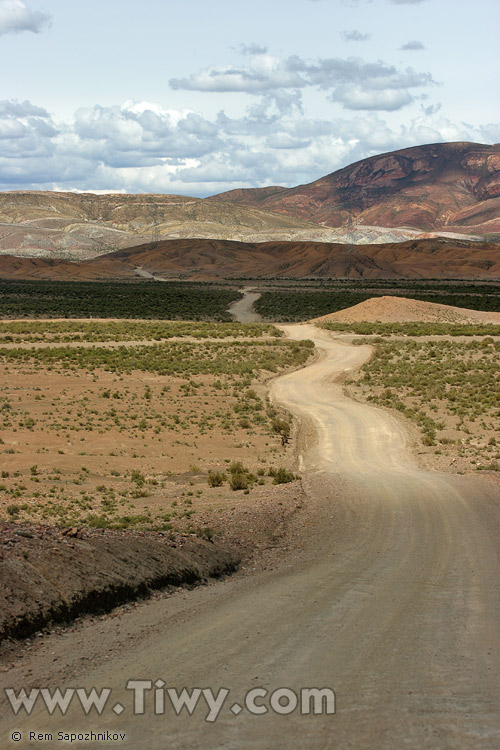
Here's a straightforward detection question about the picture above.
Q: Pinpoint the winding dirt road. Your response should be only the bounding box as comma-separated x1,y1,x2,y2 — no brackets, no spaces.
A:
1,325,500,748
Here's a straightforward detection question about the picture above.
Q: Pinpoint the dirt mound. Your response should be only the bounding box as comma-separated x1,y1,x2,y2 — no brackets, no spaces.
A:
313,296,500,324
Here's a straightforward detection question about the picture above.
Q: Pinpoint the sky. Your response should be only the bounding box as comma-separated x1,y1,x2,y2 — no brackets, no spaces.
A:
0,0,498,196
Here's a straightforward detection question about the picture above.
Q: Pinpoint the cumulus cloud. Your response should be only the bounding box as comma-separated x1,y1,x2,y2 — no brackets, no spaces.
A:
341,0,373,6
171,53,435,113
0,96,496,195
421,102,441,116
0,99,49,117
341,30,371,42
400,40,425,50
72,102,223,167
0,0,50,36
170,55,307,93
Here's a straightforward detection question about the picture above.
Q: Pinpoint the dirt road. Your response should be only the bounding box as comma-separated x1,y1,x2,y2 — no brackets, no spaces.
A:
1,325,499,748
228,288,262,323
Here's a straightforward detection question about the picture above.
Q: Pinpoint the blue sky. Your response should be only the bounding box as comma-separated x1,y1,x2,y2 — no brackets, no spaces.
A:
0,0,498,195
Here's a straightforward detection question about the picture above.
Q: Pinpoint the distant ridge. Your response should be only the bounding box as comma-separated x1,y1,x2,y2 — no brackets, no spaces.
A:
1,236,499,281
0,191,362,261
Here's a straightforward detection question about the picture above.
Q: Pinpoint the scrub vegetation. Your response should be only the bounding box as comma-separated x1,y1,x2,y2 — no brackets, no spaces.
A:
349,338,500,473
320,321,500,337
0,323,308,533
0,320,281,344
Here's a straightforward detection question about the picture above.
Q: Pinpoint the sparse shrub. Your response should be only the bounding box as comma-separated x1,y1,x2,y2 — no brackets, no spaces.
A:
271,418,290,437
229,472,249,491
207,471,226,488
268,467,298,484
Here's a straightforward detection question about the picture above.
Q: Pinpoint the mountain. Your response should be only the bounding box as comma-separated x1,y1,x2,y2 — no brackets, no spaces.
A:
213,142,500,236
0,191,417,261
1,237,499,281
1,143,498,265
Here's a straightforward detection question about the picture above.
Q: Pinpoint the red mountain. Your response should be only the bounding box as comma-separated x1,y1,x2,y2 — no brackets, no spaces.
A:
212,142,500,236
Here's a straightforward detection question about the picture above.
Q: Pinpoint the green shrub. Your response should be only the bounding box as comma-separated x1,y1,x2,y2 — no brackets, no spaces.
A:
229,472,249,491
269,467,298,484
207,471,226,488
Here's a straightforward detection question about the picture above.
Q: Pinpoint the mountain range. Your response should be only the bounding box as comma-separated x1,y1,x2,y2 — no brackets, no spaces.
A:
0,141,498,281
0,191,359,261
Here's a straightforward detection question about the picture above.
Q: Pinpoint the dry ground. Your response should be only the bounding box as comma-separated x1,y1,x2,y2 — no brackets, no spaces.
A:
0,341,307,542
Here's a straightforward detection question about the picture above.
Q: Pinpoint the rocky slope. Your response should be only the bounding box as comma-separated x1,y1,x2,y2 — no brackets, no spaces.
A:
1,237,499,281
214,142,500,236
0,191,412,261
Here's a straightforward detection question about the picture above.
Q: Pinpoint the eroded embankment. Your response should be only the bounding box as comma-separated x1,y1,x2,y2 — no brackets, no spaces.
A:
0,525,239,642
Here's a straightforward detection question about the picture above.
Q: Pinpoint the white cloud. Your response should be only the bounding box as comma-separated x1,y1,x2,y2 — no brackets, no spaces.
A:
0,97,496,195
238,43,268,56
0,99,49,117
170,55,307,93
72,102,223,165
400,41,425,51
171,52,436,113
0,0,50,36
341,30,371,42
335,87,413,111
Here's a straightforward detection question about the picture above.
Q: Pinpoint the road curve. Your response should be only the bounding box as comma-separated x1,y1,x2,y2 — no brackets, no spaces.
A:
1,325,499,749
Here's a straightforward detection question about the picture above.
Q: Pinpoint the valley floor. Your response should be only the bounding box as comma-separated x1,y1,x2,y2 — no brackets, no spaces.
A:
1,325,499,748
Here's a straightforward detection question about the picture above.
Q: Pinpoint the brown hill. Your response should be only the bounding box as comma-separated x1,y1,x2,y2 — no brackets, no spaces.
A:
214,142,500,236
0,191,391,261
314,296,500,325
0,237,499,281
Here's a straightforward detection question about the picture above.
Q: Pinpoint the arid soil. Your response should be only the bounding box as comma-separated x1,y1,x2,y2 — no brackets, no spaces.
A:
0,526,239,642
0,323,308,641
1,323,498,749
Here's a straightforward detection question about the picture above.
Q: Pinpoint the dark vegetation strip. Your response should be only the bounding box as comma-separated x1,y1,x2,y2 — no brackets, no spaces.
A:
0,281,240,320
